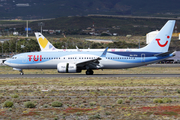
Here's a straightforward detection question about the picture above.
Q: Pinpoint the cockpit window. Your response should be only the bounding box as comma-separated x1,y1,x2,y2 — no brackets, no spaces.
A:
12,57,17,59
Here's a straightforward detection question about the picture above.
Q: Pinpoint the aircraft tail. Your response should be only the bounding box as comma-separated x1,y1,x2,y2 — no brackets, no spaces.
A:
34,32,57,51
140,20,175,53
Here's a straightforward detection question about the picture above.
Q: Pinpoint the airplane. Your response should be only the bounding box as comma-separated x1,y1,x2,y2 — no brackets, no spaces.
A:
4,20,176,75
35,32,125,52
35,32,103,52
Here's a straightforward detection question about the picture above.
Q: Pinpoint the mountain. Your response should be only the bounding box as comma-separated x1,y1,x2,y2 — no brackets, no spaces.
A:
24,16,180,36
0,0,180,19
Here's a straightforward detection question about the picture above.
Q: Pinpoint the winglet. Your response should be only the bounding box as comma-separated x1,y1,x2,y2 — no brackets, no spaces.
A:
100,47,108,57
76,46,80,52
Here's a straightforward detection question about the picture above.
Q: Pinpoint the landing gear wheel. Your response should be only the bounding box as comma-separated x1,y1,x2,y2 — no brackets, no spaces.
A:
86,71,90,75
20,72,24,75
86,70,94,75
90,70,94,75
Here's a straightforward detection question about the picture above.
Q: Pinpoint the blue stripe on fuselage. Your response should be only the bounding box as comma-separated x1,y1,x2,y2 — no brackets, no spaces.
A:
109,52,160,57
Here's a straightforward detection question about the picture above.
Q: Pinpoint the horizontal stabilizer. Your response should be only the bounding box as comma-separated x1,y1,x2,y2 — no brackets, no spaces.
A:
154,51,176,57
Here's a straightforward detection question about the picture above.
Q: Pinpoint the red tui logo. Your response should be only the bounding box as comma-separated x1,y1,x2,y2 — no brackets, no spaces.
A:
156,36,169,47
28,55,42,61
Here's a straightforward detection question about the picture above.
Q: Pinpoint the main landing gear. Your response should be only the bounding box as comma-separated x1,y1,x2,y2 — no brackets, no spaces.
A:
86,69,94,75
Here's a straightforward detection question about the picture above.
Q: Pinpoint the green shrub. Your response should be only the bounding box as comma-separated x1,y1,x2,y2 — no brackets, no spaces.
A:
163,98,172,103
153,98,163,103
116,99,123,104
76,112,82,115
43,104,48,108
89,113,101,119
89,102,96,106
105,111,111,115
129,96,133,101
3,101,13,107
8,108,12,111
51,101,63,107
153,99,158,103
11,94,19,98
24,101,36,108
177,89,180,94
54,117,58,120
80,104,84,108
158,99,163,103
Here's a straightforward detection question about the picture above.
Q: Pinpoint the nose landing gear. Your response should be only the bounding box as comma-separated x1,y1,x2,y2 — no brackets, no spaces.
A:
19,70,24,75
13,68,24,75
20,72,24,75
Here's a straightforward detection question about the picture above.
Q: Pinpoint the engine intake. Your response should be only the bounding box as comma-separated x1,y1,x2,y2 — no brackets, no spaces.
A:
57,63,81,73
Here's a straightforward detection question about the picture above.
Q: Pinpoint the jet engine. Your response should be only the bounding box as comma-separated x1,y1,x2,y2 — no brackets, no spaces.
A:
57,63,81,73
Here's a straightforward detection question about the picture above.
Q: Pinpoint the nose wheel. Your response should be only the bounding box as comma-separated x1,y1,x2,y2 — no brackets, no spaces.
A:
20,72,24,75
19,70,24,75
86,69,94,75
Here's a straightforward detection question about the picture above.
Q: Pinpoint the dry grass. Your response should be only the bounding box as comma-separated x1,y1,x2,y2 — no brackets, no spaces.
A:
0,66,180,119
1,66,180,75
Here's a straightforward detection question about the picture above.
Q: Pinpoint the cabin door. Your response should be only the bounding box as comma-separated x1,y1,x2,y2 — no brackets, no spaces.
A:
141,54,145,62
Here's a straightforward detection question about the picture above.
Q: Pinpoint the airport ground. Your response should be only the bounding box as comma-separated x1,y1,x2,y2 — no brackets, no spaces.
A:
0,66,180,119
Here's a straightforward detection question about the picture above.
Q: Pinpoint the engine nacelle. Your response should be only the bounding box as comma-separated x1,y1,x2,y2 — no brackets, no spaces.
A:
57,63,81,73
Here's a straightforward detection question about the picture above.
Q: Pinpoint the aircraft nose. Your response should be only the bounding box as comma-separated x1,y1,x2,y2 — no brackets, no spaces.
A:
4,61,7,65
4,61,9,66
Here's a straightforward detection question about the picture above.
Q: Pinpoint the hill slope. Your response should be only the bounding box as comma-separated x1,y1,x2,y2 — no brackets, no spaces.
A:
0,0,180,19
27,16,180,36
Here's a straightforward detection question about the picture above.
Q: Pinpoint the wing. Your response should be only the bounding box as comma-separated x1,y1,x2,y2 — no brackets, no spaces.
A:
76,47,108,69
76,57,101,65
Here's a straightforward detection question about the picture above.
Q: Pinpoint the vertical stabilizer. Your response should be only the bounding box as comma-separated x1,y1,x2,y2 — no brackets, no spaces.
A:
34,32,57,51
140,20,175,52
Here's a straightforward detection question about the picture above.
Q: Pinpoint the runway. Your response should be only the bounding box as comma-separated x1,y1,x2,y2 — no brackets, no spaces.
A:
0,74,180,78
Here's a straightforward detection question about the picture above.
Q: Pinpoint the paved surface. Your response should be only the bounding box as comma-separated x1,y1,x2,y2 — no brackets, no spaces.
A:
146,64,180,67
0,74,180,78
0,64,180,78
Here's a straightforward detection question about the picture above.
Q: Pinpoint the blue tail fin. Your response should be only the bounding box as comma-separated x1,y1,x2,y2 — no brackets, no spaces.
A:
140,20,175,52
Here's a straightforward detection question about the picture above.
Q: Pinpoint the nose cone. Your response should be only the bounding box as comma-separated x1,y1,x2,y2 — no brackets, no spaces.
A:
4,61,7,65
4,61,10,66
